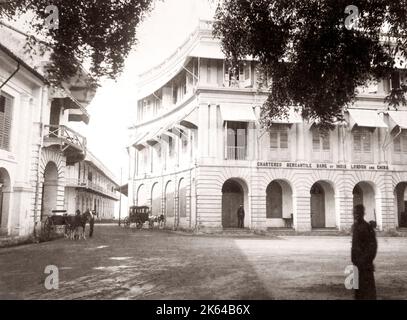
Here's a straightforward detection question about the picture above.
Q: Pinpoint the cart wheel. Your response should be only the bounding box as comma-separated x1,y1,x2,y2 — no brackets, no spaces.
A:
42,217,53,240
136,221,143,229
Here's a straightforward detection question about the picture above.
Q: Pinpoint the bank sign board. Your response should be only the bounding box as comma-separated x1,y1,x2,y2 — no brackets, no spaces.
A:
257,162,390,171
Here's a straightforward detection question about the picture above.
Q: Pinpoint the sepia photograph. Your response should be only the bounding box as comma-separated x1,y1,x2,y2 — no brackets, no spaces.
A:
0,0,406,308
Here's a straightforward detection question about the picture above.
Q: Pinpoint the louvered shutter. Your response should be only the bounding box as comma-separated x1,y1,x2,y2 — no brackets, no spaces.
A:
322,133,330,150
362,130,371,152
270,127,278,148
0,96,5,149
312,129,320,151
402,132,407,153
354,131,362,152
0,94,12,151
280,126,288,149
394,135,402,152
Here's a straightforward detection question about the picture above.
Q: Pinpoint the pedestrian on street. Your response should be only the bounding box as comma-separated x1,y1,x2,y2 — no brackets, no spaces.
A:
89,209,96,238
351,204,378,300
237,204,245,228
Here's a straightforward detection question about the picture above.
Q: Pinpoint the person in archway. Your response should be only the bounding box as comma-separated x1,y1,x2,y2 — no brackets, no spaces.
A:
351,204,378,300
89,209,96,238
237,204,245,228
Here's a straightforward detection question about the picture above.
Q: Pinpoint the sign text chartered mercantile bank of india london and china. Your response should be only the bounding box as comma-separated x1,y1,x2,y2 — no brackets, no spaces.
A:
257,162,390,171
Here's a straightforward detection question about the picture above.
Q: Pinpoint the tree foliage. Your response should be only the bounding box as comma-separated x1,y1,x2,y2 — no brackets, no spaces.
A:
0,0,155,87
213,0,407,129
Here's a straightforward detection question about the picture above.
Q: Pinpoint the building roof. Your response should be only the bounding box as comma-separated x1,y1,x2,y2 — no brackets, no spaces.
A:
136,20,228,100
84,150,119,186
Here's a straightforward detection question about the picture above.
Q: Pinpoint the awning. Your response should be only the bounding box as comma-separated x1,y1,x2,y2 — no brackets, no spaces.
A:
348,109,388,129
51,88,90,124
271,109,303,124
116,183,128,197
388,111,407,130
220,104,257,122
180,107,198,129
68,109,89,125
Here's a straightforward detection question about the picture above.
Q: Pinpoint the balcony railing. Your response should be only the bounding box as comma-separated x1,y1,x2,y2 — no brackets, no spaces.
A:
227,146,246,160
43,125,87,165
312,150,332,163
65,178,119,200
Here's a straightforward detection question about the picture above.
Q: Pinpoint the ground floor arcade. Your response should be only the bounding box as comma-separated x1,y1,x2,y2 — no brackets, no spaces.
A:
130,165,407,232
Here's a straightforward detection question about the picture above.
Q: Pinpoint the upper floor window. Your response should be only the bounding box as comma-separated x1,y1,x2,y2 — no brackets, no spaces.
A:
269,124,290,161
88,171,93,181
0,93,14,151
168,137,174,157
312,128,331,162
224,61,252,88
353,128,373,163
393,130,407,164
226,121,247,160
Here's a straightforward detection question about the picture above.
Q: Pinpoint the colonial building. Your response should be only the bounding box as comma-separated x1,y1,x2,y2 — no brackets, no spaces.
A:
0,23,98,238
65,151,119,220
128,20,407,232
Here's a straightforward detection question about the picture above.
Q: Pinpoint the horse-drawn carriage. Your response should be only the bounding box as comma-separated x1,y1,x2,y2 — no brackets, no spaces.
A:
42,209,91,240
123,206,165,229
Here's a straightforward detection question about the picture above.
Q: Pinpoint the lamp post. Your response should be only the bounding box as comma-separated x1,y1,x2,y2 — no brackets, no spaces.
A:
118,167,122,227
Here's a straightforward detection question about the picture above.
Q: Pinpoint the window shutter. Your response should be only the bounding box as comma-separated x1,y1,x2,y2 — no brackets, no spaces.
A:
402,132,407,153
280,126,288,149
0,94,12,151
270,128,278,148
0,96,5,149
312,129,320,151
322,133,330,150
237,128,245,147
394,135,402,153
227,127,235,147
353,131,362,152
362,131,371,152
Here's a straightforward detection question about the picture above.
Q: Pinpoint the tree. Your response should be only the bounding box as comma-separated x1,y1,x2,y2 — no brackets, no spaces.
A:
213,0,407,129
0,0,155,87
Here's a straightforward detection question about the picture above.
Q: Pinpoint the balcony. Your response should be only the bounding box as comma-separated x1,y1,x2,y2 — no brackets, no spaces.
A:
65,178,119,200
227,146,247,160
43,125,87,165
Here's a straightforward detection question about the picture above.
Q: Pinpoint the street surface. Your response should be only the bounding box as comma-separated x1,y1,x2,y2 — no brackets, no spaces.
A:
0,225,406,299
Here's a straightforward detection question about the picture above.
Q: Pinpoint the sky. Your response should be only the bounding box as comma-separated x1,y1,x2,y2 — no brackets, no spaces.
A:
70,0,217,185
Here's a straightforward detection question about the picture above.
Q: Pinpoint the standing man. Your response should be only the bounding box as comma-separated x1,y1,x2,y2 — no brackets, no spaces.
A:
351,204,378,300
237,204,245,228
89,209,96,238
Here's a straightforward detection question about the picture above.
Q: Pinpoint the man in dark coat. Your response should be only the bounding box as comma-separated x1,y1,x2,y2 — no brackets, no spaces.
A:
89,209,96,238
351,204,378,300
237,205,245,228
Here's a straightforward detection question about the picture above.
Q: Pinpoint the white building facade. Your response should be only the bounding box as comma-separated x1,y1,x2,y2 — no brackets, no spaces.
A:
0,24,97,238
128,20,407,232
65,152,119,220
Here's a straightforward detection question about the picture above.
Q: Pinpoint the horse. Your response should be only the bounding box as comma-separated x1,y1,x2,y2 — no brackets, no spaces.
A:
148,214,165,229
64,211,92,240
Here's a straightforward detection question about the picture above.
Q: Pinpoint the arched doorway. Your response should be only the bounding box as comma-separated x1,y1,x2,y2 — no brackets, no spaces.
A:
165,181,175,228
394,182,407,228
151,183,161,216
222,179,248,228
41,162,58,220
136,184,147,206
310,181,336,229
0,168,11,234
178,179,187,224
353,182,376,222
266,180,293,228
